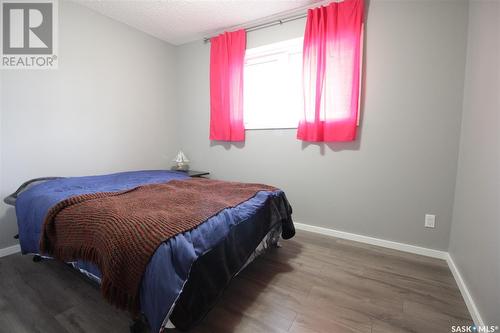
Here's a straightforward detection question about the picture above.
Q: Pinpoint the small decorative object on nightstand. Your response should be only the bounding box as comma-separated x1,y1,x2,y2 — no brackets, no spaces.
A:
172,151,190,171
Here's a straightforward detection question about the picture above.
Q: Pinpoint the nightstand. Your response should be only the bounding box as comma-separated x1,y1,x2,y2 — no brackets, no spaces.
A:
175,170,210,178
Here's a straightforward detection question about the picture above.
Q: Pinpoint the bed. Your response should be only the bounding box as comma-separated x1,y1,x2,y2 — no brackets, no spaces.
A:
5,170,294,332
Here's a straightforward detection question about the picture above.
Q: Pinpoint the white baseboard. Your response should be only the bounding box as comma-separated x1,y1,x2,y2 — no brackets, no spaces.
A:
0,244,21,258
446,253,484,327
294,222,482,326
294,222,447,259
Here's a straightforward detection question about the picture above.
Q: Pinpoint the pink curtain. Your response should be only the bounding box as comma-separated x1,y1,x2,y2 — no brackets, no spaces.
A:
209,30,246,141
297,0,364,142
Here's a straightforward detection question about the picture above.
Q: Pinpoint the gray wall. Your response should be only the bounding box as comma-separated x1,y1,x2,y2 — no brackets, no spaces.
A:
449,0,500,324
0,1,179,249
175,0,469,250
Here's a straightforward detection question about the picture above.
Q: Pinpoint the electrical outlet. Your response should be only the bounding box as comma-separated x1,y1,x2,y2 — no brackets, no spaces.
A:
425,214,436,228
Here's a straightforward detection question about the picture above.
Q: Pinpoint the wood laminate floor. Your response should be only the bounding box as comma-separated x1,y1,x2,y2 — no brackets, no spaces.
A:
0,231,472,333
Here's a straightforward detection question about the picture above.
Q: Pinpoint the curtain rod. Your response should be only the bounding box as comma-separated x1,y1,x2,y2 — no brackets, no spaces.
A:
203,12,308,43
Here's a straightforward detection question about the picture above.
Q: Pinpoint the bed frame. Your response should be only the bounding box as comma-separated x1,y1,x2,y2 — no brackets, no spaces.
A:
4,177,64,260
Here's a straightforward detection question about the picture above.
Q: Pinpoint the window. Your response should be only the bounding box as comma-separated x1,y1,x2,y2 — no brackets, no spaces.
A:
243,38,303,130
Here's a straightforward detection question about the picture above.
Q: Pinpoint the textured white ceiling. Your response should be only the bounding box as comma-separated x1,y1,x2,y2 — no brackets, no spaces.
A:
71,0,323,45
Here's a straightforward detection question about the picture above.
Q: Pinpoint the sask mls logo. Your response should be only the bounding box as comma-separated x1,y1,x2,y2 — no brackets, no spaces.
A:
1,0,58,69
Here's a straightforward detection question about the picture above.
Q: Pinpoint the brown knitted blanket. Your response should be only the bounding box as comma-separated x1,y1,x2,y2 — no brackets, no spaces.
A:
39,178,276,313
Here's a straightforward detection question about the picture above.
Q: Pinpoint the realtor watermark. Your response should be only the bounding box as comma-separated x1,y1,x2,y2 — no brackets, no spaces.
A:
1,0,58,69
451,325,499,333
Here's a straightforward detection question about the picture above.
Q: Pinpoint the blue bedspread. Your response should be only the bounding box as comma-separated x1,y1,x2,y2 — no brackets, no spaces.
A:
15,170,282,332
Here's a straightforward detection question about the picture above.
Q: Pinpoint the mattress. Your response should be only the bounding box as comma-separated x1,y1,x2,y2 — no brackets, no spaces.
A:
13,170,294,332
